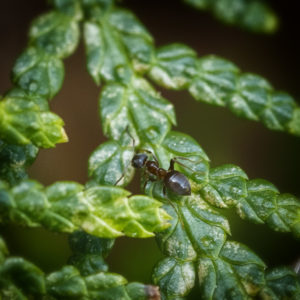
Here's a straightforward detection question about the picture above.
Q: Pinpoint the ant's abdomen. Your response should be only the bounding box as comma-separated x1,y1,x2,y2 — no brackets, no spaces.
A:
164,171,191,196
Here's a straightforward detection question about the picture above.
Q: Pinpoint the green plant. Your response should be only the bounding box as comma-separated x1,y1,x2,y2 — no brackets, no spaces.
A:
0,0,299,299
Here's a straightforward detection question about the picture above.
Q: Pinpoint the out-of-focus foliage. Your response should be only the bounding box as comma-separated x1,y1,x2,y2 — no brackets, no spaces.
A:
183,0,278,33
0,235,161,299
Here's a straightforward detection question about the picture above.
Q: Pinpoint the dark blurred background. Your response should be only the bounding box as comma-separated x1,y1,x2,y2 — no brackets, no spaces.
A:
0,0,299,297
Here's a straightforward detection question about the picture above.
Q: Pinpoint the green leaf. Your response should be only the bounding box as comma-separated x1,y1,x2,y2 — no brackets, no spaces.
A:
107,8,154,73
198,241,265,299
153,257,195,299
0,88,68,148
0,139,38,185
0,236,8,264
126,282,160,300
183,0,278,33
0,257,46,296
100,77,176,145
149,44,197,89
201,164,248,208
69,231,115,257
159,198,229,257
153,131,210,181
151,197,229,298
83,186,171,238
84,6,153,84
46,266,88,298
288,107,300,135
29,11,80,58
51,0,83,19
84,20,132,85
151,196,268,298
0,180,171,238
244,180,300,237
189,56,239,106
260,267,300,299
47,264,160,300
12,47,64,99
228,74,296,131
88,139,134,187
200,165,300,237
68,231,114,276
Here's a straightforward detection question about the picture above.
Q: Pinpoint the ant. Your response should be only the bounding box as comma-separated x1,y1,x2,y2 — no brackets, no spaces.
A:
131,151,191,196
115,129,192,196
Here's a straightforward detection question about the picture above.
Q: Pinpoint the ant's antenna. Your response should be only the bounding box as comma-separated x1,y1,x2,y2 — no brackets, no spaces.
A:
125,125,135,149
114,126,135,186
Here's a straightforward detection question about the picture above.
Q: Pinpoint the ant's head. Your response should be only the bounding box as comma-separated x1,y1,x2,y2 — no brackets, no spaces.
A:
131,153,148,169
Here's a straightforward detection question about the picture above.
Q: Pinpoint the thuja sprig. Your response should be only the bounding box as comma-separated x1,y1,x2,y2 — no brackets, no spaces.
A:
0,0,299,299
0,180,171,238
84,1,300,137
83,0,300,298
0,0,83,184
148,47,300,136
0,0,82,149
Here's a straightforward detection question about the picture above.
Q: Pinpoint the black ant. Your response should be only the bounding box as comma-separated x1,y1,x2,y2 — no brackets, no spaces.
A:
131,151,191,196
115,129,192,196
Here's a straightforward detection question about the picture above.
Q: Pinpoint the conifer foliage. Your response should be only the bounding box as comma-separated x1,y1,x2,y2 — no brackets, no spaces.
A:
0,0,299,299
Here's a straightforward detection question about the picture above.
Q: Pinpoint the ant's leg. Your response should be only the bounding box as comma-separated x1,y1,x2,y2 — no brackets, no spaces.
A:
114,158,133,186
169,157,207,177
169,157,201,172
114,166,130,186
138,148,159,165
142,175,156,191
165,196,184,227
143,178,150,191
168,158,196,172
115,172,125,186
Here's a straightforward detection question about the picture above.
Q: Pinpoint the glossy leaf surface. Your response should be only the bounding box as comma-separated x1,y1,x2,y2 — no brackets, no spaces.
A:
0,181,171,238
29,11,80,58
100,77,176,145
84,6,153,85
149,53,300,136
0,89,67,148
0,140,38,185
88,138,134,187
12,47,64,99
